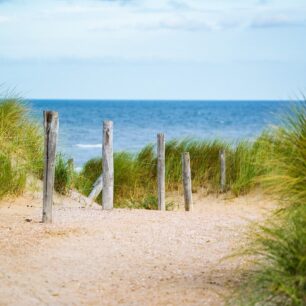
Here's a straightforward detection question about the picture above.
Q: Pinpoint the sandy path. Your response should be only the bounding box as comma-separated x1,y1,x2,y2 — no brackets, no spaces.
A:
0,192,275,306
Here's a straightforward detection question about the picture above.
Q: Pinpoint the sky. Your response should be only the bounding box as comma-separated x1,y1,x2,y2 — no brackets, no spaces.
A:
0,0,306,100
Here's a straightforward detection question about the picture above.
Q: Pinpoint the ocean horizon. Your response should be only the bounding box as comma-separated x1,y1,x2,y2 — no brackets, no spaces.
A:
30,99,291,168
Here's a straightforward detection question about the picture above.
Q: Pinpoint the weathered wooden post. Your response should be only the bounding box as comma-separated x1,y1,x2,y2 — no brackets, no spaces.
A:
102,121,114,210
157,133,165,211
220,149,226,193
182,152,193,211
87,174,103,207
42,111,59,223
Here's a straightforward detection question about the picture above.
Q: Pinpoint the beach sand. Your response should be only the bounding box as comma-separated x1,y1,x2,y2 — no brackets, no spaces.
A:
0,190,276,306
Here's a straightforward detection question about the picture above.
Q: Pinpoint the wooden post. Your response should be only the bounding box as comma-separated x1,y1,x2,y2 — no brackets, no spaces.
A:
157,133,165,211
42,111,59,223
87,174,103,207
182,152,193,211
102,121,114,210
220,149,226,193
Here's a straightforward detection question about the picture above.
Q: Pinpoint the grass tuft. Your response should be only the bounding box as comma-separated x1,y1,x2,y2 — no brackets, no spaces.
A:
54,154,75,195
0,96,43,199
232,102,306,306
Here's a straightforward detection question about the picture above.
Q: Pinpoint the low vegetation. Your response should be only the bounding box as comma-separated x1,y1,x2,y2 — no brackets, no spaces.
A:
0,96,76,198
74,137,271,207
232,103,306,306
0,96,43,199
54,154,74,195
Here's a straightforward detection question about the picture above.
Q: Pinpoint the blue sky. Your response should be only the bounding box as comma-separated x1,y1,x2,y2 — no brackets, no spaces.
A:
0,0,305,99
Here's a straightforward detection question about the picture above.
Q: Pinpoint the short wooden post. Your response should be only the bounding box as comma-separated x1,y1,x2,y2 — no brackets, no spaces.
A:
102,121,114,210
220,149,226,193
87,174,103,207
157,133,165,211
42,111,59,223
182,152,193,211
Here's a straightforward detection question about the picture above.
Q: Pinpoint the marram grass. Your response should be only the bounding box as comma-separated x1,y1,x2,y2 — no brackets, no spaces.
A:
231,205,306,306
261,104,306,204
232,103,306,306
75,137,269,207
0,97,43,199
54,154,75,195
0,96,80,197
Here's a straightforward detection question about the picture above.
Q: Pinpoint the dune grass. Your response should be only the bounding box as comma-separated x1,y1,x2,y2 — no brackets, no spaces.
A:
0,97,43,199
232,103,306,306
54,154,75,195
0,96,76,198
74,136,270,207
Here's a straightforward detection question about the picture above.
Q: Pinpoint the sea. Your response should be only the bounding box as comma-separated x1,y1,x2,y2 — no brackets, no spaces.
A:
29,100,291,169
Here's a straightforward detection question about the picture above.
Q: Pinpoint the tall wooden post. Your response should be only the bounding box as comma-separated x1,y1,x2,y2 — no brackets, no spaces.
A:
220,149,226,193
42,111,59,223
102,121,114,210
157,133,165,211
182,152,193,211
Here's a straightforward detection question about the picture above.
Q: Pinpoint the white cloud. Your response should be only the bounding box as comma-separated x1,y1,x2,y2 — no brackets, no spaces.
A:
41,0,306,33
250,15,306,28
0,0,305,62
89,16,217,32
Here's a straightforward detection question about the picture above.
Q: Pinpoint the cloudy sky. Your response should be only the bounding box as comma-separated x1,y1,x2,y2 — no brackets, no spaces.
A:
0,0,305,99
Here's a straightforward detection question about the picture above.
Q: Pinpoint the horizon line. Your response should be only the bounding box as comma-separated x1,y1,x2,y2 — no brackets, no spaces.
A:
27,98,295,102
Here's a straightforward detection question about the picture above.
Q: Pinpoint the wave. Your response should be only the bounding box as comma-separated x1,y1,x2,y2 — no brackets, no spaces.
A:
76,144,102,149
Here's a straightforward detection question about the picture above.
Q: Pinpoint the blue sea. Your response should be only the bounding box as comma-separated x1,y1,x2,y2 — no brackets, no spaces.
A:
30,100,290,168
